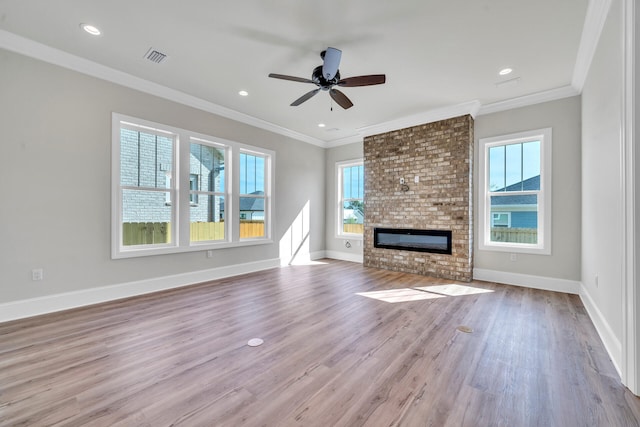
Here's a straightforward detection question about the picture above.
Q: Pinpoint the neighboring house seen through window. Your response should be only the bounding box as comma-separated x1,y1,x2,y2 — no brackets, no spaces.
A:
478,128,551,254
337,159,364,237
112,113,273,258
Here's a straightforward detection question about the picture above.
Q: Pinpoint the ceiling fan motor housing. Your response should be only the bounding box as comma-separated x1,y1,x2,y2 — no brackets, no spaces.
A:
312,65,340,90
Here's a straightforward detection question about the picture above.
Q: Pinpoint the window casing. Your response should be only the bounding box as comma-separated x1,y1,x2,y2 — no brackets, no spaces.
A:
478,128,551,254
112,113,274,258
336,159,364,238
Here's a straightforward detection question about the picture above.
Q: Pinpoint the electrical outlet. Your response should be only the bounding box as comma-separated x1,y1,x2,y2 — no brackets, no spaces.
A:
414,175,420,183
509,253,517,262
206,250,214,258
32,268,43,281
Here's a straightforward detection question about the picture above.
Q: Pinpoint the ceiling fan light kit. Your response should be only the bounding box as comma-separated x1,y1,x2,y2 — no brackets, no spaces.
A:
269,47,386,110
321,47,342,80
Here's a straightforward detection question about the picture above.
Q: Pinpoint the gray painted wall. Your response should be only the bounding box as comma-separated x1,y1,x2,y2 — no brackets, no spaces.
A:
325,142,364,260
581,0,624,349
474,96,582,281
0,48,325,304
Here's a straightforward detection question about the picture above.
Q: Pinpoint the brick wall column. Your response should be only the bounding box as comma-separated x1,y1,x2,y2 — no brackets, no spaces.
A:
363,114,473,282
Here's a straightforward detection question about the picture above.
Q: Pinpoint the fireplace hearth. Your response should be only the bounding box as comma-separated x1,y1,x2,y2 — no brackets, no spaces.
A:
374,228,452,255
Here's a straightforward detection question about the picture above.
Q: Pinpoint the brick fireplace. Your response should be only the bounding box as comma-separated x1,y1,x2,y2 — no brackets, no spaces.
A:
363,114,473,282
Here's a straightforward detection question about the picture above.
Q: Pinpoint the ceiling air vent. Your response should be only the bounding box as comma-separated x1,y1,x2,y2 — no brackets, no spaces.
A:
144,48,167,64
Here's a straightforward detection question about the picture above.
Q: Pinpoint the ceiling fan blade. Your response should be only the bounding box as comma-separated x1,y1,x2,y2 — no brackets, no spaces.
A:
322,47,342,80
268,73,314,84
338,74,386,87
291,88,321,106
329,89,354,109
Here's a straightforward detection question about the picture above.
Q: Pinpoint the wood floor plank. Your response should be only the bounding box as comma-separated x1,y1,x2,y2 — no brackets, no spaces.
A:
1,260,639,426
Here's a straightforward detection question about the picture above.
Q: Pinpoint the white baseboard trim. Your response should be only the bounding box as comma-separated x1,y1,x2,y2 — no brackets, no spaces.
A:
0,258,281,323
310,250,327,261
280,251,327,266
473,268,580,294
579,284,622,377
324,250,364,263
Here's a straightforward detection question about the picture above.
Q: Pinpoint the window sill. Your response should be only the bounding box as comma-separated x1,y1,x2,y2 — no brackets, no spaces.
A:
113,238,273,259
336,234,363,241
478,242,550,255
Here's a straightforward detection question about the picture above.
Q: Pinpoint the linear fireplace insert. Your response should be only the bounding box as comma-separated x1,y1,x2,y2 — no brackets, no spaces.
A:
374,228,452,254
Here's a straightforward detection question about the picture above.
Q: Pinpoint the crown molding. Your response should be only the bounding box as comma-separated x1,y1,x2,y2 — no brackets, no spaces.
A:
323,133,364,148
572,0,613,92
0,30,327,148
478,85,580,116
355,100,482,139
322,101,482,147
325,82,581,147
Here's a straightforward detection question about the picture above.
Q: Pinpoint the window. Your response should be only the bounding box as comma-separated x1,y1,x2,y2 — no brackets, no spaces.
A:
189,139,226,243
491,212,511,228
117,123,176,248
478,128,551,254
337,159,364,238
112,113,273,258
239,151,267,239
189,174,199,205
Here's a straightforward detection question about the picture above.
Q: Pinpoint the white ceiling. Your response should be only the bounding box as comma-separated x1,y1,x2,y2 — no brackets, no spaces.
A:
0,0,592,147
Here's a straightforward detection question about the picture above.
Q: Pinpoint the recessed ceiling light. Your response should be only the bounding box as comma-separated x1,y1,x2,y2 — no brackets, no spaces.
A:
499,68,513,76
318,123,326,128
238,90,248,97
80,23,101,36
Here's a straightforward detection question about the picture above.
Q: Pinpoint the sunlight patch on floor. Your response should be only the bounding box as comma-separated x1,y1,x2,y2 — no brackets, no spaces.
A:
415,284,494,297
288,258,329,266
356,288,446,303
357,284,493,303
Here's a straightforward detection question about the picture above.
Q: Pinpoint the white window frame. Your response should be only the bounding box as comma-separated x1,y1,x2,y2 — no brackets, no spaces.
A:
336,158,364,240
478,128,552,255
112,113,274,259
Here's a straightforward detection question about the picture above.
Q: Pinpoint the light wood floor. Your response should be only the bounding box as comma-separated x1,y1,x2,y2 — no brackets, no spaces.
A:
2,260,640,426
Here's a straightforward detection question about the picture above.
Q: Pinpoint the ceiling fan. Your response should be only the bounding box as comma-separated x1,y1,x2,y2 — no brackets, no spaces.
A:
268,47,386,110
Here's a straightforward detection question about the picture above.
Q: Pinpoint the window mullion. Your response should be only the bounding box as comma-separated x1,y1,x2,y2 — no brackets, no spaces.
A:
231,146,240,242
177,133,190,248
520,142,524,191
503,145,506,192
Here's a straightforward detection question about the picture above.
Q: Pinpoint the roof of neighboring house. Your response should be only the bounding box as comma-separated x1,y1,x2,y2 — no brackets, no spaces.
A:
502,175,540,192
343,209,364,220
220,191,264,212
491,175,539,206
240,196,264,211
